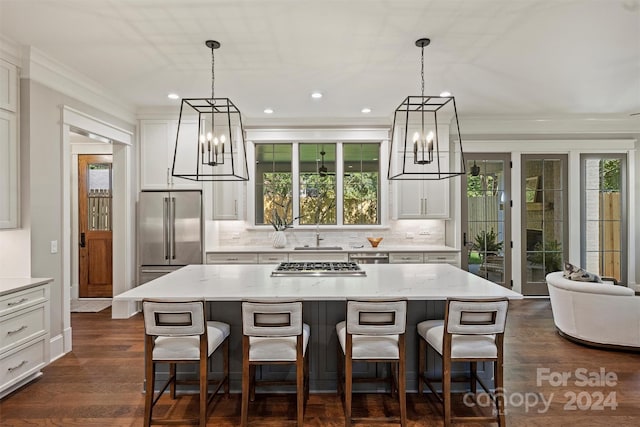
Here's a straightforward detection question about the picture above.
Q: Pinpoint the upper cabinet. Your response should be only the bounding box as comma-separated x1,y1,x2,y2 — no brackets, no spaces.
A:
0,60,19,229
139,119,244,220
139,119,201,190
394,152,451,219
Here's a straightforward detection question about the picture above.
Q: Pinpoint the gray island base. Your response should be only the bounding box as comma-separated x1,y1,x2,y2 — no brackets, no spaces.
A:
115,263,521,392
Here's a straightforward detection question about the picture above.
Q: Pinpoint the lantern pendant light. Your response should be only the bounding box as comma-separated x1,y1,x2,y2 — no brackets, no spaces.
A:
388,38,466,180
172,40,249,181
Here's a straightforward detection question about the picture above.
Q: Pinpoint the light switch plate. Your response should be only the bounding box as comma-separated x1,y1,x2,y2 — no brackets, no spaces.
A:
50,240,58,253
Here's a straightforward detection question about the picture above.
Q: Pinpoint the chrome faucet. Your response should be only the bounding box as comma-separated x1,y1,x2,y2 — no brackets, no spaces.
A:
315,225,324,247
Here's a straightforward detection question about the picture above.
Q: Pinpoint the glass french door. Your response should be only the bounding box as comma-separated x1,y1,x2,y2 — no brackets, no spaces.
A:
521,154,568,296
461,154,511,288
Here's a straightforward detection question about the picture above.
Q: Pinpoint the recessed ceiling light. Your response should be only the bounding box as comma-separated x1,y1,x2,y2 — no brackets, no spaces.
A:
361,108,371,114
440,91,451,97
311,92,323,99
263,108,274,114
167,93,179,100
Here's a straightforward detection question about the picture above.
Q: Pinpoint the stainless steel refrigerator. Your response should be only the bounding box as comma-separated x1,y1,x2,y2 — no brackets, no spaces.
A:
138,190,203,284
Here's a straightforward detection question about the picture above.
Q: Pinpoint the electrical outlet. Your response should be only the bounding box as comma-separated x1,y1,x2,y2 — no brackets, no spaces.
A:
405,232,415,239
419,230,430,236
50,240,58,254
232,232,241,239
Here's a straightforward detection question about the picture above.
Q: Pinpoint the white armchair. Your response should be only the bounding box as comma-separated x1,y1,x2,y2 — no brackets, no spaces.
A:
546,272,640,350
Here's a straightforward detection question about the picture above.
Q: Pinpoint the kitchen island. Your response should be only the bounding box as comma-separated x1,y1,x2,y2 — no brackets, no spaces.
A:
115,263,521,392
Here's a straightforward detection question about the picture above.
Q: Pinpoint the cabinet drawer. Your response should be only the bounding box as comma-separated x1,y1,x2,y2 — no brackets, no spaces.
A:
0,337,47,390
288,253,348,262
389,253,424,263
424,252,459,265
258,253,289,264
206,253,258,264
0,305,47,354
0,286,48,317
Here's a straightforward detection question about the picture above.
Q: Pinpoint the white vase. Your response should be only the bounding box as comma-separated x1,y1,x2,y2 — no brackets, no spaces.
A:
272,230,287,248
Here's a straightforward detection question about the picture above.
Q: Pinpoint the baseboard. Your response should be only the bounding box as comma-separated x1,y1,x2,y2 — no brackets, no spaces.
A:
49,327,73,363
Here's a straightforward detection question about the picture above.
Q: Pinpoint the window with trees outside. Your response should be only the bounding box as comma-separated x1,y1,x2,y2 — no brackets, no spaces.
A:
581,155,626,283
255,142,380,227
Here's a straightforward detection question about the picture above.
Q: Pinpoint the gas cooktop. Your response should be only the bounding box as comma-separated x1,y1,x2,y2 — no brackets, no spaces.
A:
271,261,366,277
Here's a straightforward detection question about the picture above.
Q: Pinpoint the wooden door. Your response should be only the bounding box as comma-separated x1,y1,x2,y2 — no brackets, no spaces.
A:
79,154,113,298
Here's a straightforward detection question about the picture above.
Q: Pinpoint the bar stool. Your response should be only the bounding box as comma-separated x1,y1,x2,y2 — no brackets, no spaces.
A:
336,299,407,427
417,297,509,427
142,299,229,427
241,300,310,426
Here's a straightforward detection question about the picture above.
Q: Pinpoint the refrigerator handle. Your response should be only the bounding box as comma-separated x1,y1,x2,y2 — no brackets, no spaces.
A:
163,197,169,260
171,197,176,260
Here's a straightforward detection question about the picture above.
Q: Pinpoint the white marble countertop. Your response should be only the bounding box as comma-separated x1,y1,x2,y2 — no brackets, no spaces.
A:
115,264,521,301
206,244,459,253
0,277,53,296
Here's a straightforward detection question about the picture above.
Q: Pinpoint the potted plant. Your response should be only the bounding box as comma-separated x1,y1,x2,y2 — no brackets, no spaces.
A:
473,228,504,256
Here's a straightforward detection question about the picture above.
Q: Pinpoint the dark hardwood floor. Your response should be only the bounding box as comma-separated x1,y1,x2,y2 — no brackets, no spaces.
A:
1,299,638,426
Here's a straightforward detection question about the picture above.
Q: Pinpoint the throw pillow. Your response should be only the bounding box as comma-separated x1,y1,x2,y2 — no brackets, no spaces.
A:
563,262,602,283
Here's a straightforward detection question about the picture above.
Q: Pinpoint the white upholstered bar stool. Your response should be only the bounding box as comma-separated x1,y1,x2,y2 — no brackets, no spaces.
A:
241,300,310,427
142,300,230,427
336,300,407,427
417,298,509,427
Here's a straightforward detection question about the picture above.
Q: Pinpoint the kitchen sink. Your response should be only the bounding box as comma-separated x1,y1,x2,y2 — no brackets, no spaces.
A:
293,246,343,250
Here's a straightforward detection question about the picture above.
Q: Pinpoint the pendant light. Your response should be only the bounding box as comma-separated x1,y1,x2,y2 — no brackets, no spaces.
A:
388,38,465,180
172,40,249,181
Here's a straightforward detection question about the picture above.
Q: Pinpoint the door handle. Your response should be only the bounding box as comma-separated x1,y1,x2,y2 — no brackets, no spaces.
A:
163,197,169,260
80,232,86,248
171,197,176,260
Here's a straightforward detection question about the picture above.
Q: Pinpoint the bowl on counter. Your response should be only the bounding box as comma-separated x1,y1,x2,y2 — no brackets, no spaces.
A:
367,237,383,248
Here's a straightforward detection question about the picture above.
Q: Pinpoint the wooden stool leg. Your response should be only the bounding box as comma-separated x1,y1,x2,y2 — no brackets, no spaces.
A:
495,359,505,427
470,361,477,394
336,343,344,397
241,337,250,427
249,365,256,401
418,337,426,395
144,359,155,427
199,357,208,426
297,350,304,426
399,336,407,427
345,335,353,427
443,356,452,427
223,338,230,398
169,362,177,399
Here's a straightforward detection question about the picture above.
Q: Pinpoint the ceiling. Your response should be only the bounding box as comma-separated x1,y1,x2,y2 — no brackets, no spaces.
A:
1,0,639,123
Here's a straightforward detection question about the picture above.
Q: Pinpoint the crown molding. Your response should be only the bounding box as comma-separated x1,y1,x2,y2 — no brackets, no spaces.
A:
0,35,22,67
21,46,136,123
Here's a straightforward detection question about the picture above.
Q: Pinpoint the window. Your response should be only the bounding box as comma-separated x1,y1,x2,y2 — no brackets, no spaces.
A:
343,143,380,225
254,142,381,227
581,155,626,282
255,143,293,226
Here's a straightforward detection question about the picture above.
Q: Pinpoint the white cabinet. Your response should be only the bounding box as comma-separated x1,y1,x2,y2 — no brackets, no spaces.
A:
395,152,450,219
206,252,259,264
205,180,245,220
389,252,424,264
139,120,201,190
0,59,19,230
0,281,50,399
424,252,460,266
288,252,348,262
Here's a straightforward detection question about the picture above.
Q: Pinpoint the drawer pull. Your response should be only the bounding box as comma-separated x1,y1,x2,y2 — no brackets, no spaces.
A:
7,325,28,335
227,258,239,261
7,360,28,372
7,298,29,307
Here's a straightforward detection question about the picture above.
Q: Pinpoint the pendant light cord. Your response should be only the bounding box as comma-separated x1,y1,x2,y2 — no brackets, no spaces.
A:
211,44,215,101
420,44,425,98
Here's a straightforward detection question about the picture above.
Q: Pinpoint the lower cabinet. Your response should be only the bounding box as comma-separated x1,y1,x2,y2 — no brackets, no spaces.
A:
0,281,51,399
206,253,259,264
390,252,460,267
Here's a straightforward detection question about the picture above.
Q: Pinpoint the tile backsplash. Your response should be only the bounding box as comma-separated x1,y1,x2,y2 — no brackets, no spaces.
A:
205,219,446,250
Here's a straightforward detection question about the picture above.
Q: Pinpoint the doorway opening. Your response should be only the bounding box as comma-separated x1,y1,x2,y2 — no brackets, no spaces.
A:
461,154,512,288
78,154,113,298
